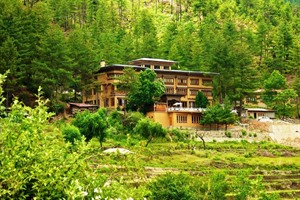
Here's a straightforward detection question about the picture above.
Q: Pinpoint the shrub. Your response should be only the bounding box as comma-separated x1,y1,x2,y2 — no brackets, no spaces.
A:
169,128,186,142
134,118,166,147
62,124,82,144
209,172,229,200
0,87,104,199
147,173,202,200
123,111,145,131
253,133,257,137
241,129,247,136
225,131,232,138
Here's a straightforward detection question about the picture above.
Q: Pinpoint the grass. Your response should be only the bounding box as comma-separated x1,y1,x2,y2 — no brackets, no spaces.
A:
87,138,300,198
90,139,300,172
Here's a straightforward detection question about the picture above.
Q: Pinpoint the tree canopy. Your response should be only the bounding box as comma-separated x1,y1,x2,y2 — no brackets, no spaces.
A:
0,0,299,117
126,69,165,114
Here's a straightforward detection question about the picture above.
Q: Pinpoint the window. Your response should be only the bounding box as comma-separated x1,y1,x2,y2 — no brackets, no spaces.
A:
202,79,212,86
108,73,121,80
189,89,199,96
164,78,174,84
118,98,125,106
178,78,187,85
181,101,187,107
111,98,115,107
164,66,170,70
192,115,201,123
154,65,160,69
86,90,92,96
166,87,174,94
177,88,187,95
202,90,212,96
111,85,115,94
145,65,150,68
246,96,257,103
176,115,187,123
189,101,195,108
190,78,199,85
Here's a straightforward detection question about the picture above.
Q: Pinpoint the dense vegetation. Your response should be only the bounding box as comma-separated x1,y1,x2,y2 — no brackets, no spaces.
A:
0,0,299,116
1,71,299,198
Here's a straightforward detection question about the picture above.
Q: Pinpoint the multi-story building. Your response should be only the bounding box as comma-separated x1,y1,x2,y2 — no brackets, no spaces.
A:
83,58,218,128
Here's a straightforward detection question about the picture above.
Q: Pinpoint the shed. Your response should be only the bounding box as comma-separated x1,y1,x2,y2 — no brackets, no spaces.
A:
244,108,275,119
68,103,99,115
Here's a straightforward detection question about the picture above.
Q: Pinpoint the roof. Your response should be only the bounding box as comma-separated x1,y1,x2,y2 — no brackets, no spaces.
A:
97,64,218,76
68,103,99,108
245,108,275,112
129,58,178,64
154,69,219,76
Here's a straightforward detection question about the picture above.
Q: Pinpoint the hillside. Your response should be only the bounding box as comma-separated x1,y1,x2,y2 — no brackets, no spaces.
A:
0,0,299,115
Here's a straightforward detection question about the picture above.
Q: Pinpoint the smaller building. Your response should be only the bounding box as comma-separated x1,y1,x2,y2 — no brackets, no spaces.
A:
68,103,99,115
244,108,275,119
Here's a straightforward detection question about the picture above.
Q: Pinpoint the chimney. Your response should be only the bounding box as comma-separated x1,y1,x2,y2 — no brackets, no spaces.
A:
100,60,106,67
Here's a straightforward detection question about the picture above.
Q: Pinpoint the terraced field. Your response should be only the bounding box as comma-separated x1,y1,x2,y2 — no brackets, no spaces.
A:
93,140,300,199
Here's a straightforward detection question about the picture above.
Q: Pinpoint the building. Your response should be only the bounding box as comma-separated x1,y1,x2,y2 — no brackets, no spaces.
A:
68,103,99,115
83,58,218,128
243,108,275,119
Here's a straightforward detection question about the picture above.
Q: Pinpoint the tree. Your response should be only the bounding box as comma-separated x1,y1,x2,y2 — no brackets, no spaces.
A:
127,69,165,114
72,108,108,147
195,91,209,108
273,89,298,119
263,70,287,105
200,103,235,130
133,118,166,147
62,124,82,144
67,29,98,102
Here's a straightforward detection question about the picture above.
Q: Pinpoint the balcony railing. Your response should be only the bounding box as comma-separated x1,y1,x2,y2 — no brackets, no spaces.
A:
167,107,206,113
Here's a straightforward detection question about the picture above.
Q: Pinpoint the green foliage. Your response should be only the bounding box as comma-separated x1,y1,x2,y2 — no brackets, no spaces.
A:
126,69,165,114
169,128,188,142
0,86,104,199
241,129,247,136
147,173,202,200
263,70,287,104
273,89,298,119
62,124,82,144
123,111,145,131
225,131,232,138
133,118,166,146
208,172,229,200
72,108,108,147
0,0,300,109
201,103,236,130
195,91,209,108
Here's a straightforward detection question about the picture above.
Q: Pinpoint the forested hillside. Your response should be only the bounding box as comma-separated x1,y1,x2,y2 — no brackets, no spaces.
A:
0,0,299,113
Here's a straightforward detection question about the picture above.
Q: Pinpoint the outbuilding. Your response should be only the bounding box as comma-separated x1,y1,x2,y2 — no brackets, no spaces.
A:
244,108,275,119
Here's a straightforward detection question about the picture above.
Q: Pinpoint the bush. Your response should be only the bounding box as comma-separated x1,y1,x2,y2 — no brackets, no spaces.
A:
241,129,247,136
225,131,232,138
123,111,145,131
147,173,202,200
169,128,187,142
72,108,108,147
134,118,166,146
209,172,229,200
0,87,104,199
62,124,82,144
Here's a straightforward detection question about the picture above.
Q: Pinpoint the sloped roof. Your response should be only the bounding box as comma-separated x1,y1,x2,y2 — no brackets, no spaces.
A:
68,103,99,108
